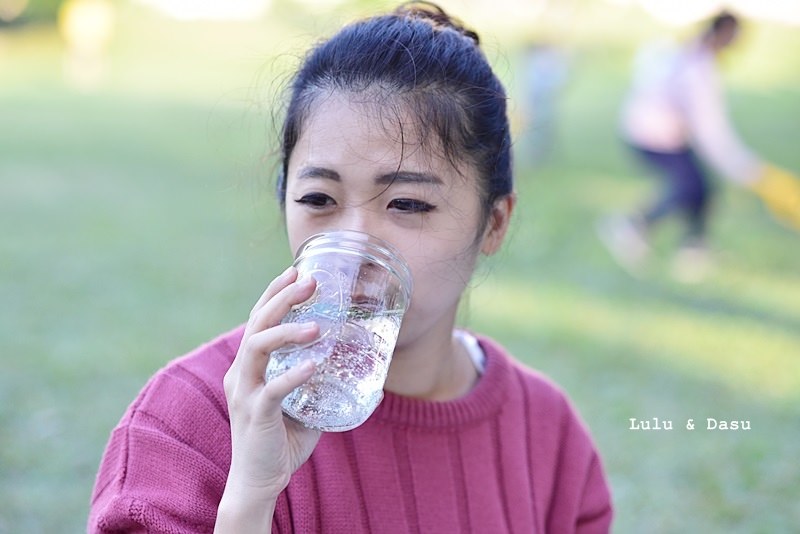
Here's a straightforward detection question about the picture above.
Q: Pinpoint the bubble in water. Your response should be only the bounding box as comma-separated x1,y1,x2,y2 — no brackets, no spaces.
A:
265,313,401,431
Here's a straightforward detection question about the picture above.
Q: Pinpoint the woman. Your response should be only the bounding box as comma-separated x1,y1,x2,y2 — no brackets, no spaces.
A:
88,3,613,532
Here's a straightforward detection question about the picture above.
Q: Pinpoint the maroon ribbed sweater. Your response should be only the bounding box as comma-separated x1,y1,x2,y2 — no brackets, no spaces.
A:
89,326,612,533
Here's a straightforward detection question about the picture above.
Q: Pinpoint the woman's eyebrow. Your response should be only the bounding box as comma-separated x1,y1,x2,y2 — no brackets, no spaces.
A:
297,166,341,181
296,167,442,186
375,171,443,185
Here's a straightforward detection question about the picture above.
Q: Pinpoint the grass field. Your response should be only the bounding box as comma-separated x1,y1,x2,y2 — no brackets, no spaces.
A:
2,2,799,532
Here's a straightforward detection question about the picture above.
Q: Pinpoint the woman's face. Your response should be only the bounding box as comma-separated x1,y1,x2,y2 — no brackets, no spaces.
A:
284,92,505,347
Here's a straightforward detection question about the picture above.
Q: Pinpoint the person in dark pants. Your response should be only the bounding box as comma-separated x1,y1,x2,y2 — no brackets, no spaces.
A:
597,10,800,281
632,146,713,247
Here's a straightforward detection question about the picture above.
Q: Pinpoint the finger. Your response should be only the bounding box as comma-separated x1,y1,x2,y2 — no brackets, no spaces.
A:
239,321,320,388
232,275,317,382
250,266,298,316
260,359,316,405
247,275,317,335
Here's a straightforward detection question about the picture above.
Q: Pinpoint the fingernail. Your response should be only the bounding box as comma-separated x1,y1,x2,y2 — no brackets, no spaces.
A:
299,360,315,372
299,322,317,332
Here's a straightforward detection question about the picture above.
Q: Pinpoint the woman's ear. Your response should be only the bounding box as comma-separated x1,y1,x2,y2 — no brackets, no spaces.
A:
480,193,516,256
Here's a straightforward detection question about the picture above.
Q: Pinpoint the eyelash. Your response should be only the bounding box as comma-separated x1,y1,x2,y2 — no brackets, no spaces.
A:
388,199,436,213
294,194,436,214
295,193,334,208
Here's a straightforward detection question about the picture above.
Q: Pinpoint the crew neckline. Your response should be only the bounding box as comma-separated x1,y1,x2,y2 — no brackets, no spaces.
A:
371,335,510,429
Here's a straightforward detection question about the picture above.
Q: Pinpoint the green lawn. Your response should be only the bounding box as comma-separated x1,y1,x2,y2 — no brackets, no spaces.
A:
1,3,799,532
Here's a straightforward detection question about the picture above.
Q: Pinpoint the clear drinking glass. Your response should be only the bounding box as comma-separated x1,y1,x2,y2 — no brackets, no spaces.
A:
264,230,413,432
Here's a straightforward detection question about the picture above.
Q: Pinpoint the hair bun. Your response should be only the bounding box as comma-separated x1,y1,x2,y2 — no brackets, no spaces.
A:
394,1,480,45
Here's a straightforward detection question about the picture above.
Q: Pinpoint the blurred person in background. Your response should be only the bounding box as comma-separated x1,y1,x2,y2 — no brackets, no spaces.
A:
598,10,800,282
517,41,570,167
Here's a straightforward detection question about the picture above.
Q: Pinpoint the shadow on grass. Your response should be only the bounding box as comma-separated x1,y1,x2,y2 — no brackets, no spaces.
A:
467,283,800,532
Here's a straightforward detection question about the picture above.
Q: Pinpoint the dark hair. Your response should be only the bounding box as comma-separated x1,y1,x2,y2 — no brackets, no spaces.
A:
276,1,513,229
708,10,739,34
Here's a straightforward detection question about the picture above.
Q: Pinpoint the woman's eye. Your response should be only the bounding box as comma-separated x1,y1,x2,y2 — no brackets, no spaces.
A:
295,193,335,208
388,198,436,213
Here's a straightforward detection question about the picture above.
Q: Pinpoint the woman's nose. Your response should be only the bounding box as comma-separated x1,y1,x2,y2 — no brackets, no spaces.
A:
337,207,377,237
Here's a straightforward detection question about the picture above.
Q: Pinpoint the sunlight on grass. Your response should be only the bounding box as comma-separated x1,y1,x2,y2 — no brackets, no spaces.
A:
728,23,800,90
471,276,800,403
715,267,800,319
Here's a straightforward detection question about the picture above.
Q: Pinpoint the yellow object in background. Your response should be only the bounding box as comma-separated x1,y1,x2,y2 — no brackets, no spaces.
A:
751,164,800,231
58,0,115,90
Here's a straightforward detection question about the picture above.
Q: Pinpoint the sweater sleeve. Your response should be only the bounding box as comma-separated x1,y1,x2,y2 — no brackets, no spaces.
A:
680,54,762,185
543,393,613,533
575,452,614,532
88,362,232,533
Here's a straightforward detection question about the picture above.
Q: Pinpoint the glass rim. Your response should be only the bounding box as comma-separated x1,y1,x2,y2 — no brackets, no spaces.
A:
293,230,413,297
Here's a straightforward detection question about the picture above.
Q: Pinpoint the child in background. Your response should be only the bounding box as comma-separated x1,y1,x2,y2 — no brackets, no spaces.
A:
599,11,800,281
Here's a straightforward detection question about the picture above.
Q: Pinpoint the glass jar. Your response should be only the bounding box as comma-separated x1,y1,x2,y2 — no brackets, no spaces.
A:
265,230,413,432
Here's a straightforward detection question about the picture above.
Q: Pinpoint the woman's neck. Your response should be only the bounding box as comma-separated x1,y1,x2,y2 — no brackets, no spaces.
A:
384,322,480,401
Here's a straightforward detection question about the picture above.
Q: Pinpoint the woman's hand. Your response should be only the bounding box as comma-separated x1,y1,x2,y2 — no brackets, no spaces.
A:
216,266,322,532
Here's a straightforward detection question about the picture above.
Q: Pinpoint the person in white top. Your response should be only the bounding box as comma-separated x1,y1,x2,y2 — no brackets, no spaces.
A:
599,11,800,281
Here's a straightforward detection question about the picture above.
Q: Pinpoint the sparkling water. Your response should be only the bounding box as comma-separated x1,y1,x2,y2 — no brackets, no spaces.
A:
265,312,402,432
